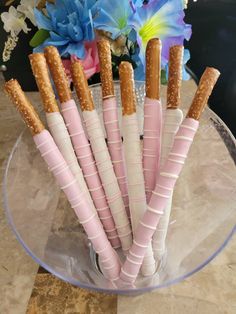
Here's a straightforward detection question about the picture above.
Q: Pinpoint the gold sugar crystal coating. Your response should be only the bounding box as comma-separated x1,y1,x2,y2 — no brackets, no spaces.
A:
145,38,161,100
44,46,71,103
167,45,183,109
4,79,45,135
97,38,115,99
29,53,59,113
119,61,136,115
187,67,220,120
71,61,95,111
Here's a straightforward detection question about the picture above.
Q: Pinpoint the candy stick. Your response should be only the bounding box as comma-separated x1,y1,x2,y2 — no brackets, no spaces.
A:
4,79,121,283
152,46,184,261
117,67,220,286
29,52,95,213
71,60,132,253
97,39,130,218
143,38,162,202
120,62,156,276
44,46,120,249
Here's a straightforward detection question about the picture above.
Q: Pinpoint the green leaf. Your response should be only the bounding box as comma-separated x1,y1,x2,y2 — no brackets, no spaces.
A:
29,29,50,48
161,69,168,85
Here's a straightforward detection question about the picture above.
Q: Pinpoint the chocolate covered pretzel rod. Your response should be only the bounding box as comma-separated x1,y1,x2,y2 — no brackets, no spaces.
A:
71,60,132,253
44,46,120,248
143,38,162,202
29,52,96,214
4,79,121,284
97,39,130,218
152,46,184,261
119,62,156,276
118,67,220,286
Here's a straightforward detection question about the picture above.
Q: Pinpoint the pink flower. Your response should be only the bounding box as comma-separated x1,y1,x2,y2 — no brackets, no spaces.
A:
62,40,100,83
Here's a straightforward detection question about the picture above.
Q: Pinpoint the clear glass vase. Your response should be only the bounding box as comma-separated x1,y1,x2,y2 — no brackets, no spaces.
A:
3,82,236,295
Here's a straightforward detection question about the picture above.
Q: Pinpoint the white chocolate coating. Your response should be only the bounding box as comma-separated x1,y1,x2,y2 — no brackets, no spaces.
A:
123,113,156,276
82,110,132,252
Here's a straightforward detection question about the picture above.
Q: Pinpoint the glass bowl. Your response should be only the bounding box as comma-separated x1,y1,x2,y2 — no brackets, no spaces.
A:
3,82,236,295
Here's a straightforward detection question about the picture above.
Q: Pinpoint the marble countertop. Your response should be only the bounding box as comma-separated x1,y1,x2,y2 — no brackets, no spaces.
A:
0,75,235,314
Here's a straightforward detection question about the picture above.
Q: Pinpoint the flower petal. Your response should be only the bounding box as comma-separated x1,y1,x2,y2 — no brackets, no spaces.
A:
61,42,85,59
34,8,53,30
33,0,97,58
128,0,191,76
94,0,133,39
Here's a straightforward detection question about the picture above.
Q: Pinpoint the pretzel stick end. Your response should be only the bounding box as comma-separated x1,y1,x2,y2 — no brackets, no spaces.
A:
119,61,136,115
146,38,162,100
97,38,114,99
4,79,45,135
71,61,94,111
44,46,71,103
167,45,183,109
29,53,59,113
187,67,220,120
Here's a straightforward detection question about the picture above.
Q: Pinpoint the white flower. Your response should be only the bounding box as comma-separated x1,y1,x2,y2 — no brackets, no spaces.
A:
1,6,31,37
17,0,37,26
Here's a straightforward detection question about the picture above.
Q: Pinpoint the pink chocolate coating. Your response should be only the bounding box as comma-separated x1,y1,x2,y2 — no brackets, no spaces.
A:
61,99,120,248
33,129,121,281
118,118,199,285
103,97,129,217
143,97,162,202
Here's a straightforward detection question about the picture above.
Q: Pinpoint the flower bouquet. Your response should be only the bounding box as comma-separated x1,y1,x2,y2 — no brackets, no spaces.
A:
1,0,191,86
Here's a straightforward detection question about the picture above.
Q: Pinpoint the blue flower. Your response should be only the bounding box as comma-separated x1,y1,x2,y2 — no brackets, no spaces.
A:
128,0,192,65
132,0,144,5
93,0,133,39
130,0,144,11
34,0,98,58
182,49,190,80
133,49,145,81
